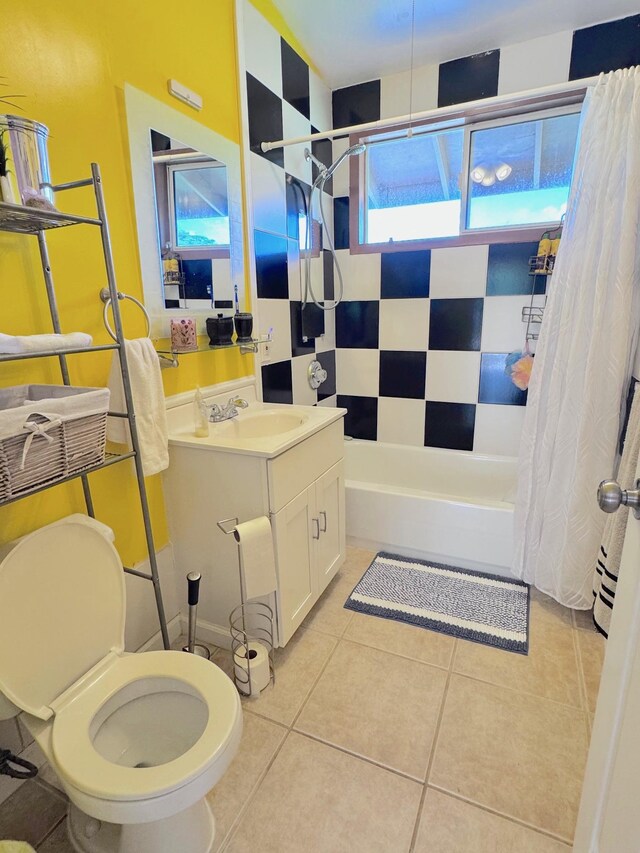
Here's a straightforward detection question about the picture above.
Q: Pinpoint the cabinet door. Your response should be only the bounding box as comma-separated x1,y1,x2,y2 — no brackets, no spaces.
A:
272,486,317,646
315,460,346,594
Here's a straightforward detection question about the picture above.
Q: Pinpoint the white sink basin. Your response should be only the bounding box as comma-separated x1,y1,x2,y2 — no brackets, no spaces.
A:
167,400,346,458
213,410,307,438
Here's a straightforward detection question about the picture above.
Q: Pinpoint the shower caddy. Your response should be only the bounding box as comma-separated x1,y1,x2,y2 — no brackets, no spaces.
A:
0,163,170,649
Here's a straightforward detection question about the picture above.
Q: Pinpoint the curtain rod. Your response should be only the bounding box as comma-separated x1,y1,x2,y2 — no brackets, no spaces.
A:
260,76,598,152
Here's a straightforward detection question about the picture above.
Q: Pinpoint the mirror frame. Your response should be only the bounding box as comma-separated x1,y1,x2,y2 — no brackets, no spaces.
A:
124,84,245,336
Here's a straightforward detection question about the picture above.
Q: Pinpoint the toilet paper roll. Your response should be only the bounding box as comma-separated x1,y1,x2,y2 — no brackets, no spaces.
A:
233,641,270,697
235,516,277,601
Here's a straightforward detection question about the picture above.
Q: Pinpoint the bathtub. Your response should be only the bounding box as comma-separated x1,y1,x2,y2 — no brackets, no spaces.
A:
344,440,517,577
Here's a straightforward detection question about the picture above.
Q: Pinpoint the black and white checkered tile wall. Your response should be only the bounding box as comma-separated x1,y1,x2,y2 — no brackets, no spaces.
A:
242,0,338,410
242,3,640,454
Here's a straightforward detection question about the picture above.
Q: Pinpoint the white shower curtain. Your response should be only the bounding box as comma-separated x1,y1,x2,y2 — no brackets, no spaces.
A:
513,68,640,609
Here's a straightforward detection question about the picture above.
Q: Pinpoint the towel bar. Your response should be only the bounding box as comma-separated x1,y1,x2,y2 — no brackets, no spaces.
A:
99,288,176,367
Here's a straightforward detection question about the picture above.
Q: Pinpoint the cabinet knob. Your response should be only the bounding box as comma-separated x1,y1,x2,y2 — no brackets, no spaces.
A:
312,518,320,539
319,510,327,533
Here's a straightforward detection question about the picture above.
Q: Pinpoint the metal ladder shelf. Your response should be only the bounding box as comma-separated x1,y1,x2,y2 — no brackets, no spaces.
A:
0,163,170,649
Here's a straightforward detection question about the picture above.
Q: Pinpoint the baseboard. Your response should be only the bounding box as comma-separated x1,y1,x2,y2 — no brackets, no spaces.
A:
180,613,232,650
136,614,183,652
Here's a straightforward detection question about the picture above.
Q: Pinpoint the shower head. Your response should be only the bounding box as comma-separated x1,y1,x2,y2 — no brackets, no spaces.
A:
323,143,366,180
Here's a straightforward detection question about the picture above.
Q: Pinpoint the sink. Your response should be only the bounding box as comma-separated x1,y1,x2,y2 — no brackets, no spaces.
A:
167,395,346,458
213,410,307,438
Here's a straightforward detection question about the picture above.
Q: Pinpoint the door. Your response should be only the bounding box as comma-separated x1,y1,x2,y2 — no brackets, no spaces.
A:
574,459,640,851
315,460,346,594
272,486,317,646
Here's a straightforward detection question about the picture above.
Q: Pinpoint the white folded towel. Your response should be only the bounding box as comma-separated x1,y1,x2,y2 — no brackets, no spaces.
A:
107,338,169,477
235,516,277,601
0,332,92,353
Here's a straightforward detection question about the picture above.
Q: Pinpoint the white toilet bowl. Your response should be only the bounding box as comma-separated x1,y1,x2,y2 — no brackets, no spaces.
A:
0,518,242,853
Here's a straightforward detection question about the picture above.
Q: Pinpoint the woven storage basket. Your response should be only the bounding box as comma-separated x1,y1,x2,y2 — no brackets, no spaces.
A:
0,385,110,501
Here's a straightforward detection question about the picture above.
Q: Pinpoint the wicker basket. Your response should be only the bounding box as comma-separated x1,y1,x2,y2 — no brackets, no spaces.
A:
0,385,110,501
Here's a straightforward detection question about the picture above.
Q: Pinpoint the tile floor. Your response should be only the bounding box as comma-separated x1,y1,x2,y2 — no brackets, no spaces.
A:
0,546,605,852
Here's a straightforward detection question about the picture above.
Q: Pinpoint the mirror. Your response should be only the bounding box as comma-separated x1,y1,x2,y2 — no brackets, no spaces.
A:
124,85,244,336
149,129,234,311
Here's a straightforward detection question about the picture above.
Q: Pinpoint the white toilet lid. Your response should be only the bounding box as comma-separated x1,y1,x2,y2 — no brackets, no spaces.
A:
0,521,126,720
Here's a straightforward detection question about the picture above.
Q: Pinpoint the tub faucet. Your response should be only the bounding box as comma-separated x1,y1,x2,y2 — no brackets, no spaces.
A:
209,397,248,423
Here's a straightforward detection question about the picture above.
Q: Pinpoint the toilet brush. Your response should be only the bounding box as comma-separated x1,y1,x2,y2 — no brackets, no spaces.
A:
182,572,211,659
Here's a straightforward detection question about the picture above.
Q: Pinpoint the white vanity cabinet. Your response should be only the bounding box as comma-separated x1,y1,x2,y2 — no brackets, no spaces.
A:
164,395,346,649
272,459,345,644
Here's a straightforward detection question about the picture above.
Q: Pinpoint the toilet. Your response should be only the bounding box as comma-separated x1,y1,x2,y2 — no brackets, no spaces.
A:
0,517,242,853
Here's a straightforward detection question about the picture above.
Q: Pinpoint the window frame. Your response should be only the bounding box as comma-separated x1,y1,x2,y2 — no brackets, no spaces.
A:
167,160,231,258
349,93,585,254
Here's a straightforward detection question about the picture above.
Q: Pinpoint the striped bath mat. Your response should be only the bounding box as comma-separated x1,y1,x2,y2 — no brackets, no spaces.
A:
345,552,530,654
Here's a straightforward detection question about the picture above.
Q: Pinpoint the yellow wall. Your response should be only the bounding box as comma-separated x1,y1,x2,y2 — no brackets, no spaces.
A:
0,0,251,563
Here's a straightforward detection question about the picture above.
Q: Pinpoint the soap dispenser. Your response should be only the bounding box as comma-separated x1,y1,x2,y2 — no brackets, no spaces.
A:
193,387,209,438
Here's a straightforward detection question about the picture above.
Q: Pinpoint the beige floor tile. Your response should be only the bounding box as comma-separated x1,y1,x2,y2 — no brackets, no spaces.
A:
414,789,571,852
0,718,22,755
206,712,286,851
172,633,218,656
295,639,447,780
340,546,376,580
226,732,422,853
0,773,25,809
529,588,573,625
573,607,597,632
0,780,67,847
430,675,589,841
577,628,606,714
344,611,454,670
38,820,74,853
17,741,65,795
302,571,357,637
214,628,337,727
454,591,582,707
18,719,35,750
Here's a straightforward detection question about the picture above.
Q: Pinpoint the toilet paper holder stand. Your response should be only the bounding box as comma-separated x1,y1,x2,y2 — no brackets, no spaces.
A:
218,516,276,697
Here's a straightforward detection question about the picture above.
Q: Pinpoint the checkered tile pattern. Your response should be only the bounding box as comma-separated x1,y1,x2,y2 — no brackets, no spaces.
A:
242,0,337,409
241,2,639,451
332,243,542,450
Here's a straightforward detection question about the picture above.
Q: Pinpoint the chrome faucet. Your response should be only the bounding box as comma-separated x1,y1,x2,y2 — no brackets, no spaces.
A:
209,396,249,423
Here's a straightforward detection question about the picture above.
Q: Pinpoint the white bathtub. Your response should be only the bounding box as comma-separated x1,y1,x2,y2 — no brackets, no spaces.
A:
344,440,517,576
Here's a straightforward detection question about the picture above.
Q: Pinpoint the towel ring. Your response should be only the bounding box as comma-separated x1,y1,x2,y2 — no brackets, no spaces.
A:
100,287,150,342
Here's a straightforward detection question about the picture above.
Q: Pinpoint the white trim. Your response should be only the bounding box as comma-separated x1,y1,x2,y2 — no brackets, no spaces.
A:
179,613,233,650
164,375,256,410
136,614,183,652
124,84,245,337
234,0,264,401
261,76,598,151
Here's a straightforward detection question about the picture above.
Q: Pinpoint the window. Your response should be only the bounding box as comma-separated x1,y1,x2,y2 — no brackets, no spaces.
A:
359,105,581,248
168,162,230,251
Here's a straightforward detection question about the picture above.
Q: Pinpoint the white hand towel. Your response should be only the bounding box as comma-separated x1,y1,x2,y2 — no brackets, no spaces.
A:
107,338,169,477
235,516,277,601
0,332,92,353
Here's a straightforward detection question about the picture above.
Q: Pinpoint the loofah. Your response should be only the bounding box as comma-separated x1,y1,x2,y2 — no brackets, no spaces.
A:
505,350,534,390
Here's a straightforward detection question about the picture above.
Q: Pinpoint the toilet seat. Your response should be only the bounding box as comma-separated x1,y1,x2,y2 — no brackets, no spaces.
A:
52,650,240,803
0,521,127,720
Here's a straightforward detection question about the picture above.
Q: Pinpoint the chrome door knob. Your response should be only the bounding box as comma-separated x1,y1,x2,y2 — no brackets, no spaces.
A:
598,479,640,518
